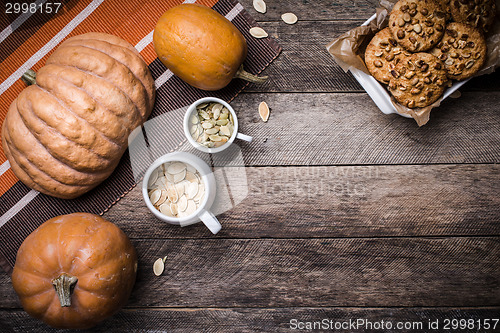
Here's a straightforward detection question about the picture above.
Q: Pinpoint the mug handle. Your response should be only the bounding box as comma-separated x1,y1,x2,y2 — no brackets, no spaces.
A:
236,132,253,142
198,209,222,234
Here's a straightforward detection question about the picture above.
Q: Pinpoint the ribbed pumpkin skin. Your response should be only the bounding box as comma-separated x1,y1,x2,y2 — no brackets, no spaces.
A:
11,213,138,329
153,4,248,91
1,33,155,199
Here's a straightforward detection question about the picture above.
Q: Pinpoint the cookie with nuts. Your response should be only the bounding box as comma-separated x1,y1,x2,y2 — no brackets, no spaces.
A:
450,0,496,33
434,0,452,20
388,53,449,108
365,28,412,84
430,23,487,80
389,0,447,52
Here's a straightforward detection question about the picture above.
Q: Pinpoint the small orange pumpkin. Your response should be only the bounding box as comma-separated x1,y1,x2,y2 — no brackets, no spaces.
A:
11,213,138,329
153,4,267,90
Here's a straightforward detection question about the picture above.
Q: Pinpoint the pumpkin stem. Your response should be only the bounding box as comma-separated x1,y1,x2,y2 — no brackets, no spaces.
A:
234,65,268,85
52,274,78,307
21,69,36,86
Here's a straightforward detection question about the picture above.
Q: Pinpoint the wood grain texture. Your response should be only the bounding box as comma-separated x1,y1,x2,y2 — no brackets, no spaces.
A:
246,21,365,93
1,307,499,332
240,21,500,93
239,0,380,21
1,238,499,308
101,164,500,239
231,92,500,165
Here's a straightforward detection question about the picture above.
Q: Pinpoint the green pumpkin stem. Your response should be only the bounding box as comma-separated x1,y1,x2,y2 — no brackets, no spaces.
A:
234,65,268,84
52,273,78,307
21,69,36,86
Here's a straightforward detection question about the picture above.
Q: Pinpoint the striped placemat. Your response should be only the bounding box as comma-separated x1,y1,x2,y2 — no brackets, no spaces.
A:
0,0,281,273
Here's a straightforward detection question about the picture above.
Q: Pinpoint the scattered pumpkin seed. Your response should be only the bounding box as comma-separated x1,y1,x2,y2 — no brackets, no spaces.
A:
281,12,298,24
253,0,266,13
153,258,164,276
259,101,270,122
249,27,268,39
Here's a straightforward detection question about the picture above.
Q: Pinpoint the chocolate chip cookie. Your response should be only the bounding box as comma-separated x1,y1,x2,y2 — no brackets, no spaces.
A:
430,23,487,80
388,53,449,108
389,0,447,52
365,28,412,84
435,0,452,20
450,0,496,33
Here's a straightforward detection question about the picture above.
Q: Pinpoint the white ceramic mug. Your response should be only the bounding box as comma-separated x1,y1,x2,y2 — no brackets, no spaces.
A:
184,97,253,153
142,152,221,234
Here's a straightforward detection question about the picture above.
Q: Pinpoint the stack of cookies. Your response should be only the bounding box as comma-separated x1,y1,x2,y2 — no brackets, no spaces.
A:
365,0,494,108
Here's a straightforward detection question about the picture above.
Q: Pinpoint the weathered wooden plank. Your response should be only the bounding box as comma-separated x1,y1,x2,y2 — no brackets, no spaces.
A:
242,21,500,93
100,164,500,239
239,0,380,21
231,92,500,165
1,307,499,332
1,238,499,308
247,21,365,93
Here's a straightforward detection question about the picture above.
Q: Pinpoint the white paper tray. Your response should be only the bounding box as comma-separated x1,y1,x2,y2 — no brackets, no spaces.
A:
352,14,469,118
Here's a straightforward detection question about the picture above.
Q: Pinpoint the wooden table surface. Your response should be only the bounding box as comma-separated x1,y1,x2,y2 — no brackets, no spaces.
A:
1,0,499,331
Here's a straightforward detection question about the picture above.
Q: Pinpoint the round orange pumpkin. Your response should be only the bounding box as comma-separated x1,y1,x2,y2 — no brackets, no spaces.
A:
1,32,155,199
153,4,267,90
11,213,138,329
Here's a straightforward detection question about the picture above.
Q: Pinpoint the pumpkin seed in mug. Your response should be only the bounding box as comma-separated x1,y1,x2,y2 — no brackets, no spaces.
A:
189,102,234,148
147,161,205,218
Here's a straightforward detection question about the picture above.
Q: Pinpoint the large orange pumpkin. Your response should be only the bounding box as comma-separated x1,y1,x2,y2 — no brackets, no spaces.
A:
153,4,267,90
11,213,138,329
1,32,155,199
